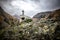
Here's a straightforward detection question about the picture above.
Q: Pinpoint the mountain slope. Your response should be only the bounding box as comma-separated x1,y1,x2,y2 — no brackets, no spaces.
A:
0,7,19,30
48,9,60,21
33,11,52,19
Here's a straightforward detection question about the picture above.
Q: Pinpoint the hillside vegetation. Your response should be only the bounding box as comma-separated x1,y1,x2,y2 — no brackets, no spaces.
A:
0,7,60,40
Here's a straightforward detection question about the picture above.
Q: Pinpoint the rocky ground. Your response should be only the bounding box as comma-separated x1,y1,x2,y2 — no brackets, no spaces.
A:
1,17,60,40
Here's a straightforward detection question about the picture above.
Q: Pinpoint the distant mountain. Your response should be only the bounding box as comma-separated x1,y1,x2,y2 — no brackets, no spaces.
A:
14,14,20,19
33,9,60,20
33,11,52,19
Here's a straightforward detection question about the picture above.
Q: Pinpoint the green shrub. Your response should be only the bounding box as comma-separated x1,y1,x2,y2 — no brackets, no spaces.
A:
24,19,32,23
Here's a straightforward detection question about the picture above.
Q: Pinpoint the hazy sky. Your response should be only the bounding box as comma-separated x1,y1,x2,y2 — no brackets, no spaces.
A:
0,0,60,17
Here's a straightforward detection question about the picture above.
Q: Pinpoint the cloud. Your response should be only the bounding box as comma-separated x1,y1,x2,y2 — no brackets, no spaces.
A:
11,1,36,11
0,0,60,17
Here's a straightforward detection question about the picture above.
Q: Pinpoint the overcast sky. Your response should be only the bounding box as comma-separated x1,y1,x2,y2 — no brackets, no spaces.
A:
0,0,60,17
